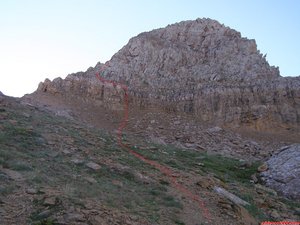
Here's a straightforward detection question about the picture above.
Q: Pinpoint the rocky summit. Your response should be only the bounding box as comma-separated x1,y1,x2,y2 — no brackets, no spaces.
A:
2,18,300,224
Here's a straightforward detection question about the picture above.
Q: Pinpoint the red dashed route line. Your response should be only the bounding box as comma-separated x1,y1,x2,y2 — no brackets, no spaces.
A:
95,64,211,222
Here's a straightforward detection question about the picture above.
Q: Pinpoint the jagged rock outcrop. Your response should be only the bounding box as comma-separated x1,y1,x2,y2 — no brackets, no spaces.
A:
260,145,300,200
33,18,300,131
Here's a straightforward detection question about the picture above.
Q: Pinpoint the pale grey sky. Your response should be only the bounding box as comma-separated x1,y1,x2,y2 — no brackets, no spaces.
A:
1,0,299,97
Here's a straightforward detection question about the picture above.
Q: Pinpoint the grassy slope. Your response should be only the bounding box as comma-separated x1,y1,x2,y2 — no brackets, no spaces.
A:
0,99,299,224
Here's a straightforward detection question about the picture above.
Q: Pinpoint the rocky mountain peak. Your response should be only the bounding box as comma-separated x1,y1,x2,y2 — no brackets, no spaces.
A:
106,18,279,89
8,18,299,225
31,18,299,131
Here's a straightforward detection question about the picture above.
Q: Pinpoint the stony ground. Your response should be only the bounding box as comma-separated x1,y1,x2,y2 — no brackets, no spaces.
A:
0,95,299,225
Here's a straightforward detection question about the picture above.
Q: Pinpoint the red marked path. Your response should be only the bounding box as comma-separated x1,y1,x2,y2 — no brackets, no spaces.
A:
96,65,211,222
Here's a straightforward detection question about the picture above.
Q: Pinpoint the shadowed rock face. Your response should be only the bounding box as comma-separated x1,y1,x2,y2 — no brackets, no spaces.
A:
34,18,300,131
261,144,300,200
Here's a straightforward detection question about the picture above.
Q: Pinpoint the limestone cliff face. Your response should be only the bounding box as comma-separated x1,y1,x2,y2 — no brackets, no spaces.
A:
35,18,300,130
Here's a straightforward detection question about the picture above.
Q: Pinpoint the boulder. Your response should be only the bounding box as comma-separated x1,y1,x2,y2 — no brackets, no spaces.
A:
86,162,101,171
260,144,300,200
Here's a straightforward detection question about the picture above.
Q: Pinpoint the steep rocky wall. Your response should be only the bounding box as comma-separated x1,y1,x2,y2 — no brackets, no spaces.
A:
36,69,300,131
34,18,300,131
